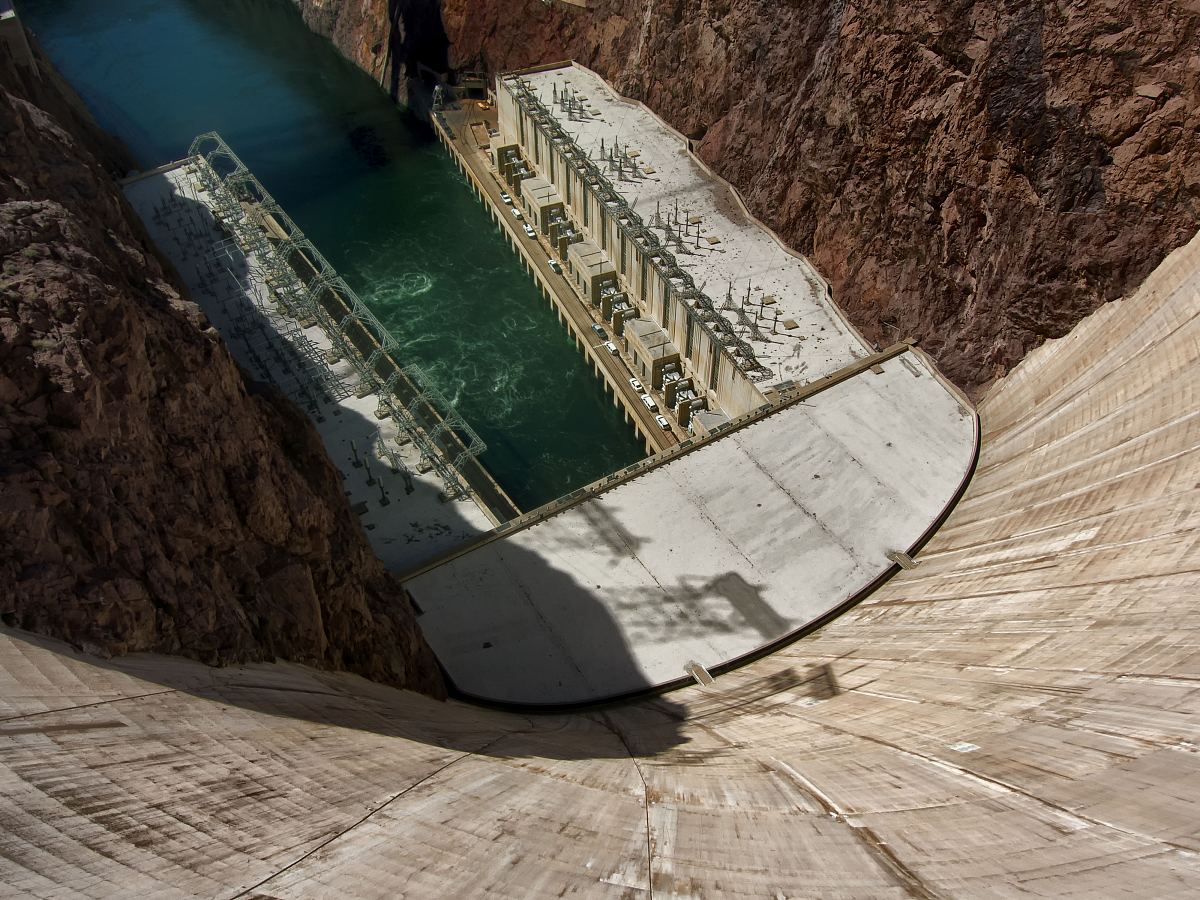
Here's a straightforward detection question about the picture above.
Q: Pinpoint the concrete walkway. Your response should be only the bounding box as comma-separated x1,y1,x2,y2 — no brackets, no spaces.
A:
122,165,494,571
406,346,977,704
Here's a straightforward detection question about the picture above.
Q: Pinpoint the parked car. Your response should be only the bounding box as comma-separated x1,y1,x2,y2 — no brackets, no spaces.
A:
499,190,512,204
655,414,671,430
523,223,536,238
603,341,618,355
510,206,523,219
628,376,644,393
640,393,658,411
548,258,562,274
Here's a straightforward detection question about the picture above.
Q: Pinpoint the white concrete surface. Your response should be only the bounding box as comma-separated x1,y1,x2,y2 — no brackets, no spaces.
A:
122,165,492,572
516,63,869,389
408,349,977,704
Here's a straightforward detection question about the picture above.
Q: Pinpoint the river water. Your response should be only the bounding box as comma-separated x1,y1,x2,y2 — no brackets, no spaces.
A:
21,0,645,511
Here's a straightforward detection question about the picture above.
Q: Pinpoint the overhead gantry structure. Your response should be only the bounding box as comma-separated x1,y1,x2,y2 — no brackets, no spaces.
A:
186,132,487,502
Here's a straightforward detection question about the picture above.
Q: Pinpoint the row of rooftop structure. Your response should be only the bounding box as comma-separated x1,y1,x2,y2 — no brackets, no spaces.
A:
492,62,875,431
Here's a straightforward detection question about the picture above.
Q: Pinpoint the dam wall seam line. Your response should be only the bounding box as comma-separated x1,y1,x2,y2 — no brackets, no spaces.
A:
229,733,512,899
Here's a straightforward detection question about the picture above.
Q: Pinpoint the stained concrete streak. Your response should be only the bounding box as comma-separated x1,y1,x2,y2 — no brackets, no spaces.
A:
0,689,180,724
230,732,512,899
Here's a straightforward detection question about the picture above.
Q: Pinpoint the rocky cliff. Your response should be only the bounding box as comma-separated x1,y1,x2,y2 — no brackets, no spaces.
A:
295,0,1200,395
0,39,444,696
292,0,450,111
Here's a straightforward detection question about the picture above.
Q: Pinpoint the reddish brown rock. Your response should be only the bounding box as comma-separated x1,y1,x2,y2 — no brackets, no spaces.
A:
295,0,1200,396
0,41,444,697
294,0,450,109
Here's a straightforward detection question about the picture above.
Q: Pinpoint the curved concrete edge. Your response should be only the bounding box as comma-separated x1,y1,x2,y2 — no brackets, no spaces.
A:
448,432,981,714
445,349,983,713
399,341,916,583
408,348,980,706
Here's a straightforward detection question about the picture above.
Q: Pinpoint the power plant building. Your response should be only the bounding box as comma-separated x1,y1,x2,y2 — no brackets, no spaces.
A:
495,62,872,420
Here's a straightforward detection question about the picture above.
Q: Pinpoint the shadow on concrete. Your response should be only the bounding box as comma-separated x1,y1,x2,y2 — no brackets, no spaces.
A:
0,624,693,762
676,571,788,640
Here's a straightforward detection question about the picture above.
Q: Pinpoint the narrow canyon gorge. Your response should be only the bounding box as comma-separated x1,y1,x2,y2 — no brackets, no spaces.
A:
2,0,1198,695
0,3,1197,894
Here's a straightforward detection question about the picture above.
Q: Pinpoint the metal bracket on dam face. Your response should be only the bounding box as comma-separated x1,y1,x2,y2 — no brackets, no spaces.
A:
185,132,506,514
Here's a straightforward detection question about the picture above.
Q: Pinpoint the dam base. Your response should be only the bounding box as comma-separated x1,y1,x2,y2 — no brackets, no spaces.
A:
2,216,1196,895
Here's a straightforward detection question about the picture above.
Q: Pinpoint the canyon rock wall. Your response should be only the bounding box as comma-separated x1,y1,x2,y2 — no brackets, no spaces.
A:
295,0,1200,395
292,0,450,110
0,41,444,696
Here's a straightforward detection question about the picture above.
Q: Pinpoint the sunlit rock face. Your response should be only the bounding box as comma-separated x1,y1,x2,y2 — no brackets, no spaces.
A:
0,44,444,697
296,0,1200,396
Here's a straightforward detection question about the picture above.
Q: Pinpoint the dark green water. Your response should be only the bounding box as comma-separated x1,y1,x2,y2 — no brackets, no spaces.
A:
21,0,644,510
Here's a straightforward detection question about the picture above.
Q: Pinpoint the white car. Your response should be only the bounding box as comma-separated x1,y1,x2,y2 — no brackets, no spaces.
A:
640,393,658,411
603,341,618,355
523,223,536,238
628,377,644,393
499,190,512,204
655,414,671,430
511,206,523,219
548,258,562,274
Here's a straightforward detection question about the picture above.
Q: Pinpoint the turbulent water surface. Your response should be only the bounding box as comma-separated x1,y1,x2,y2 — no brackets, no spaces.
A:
22,0,645,510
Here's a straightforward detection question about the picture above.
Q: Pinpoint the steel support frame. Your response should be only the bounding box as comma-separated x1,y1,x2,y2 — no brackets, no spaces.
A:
186,132,486,497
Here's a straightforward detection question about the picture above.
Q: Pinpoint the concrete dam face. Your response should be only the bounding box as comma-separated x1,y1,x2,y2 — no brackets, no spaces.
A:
2,227,1197,894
